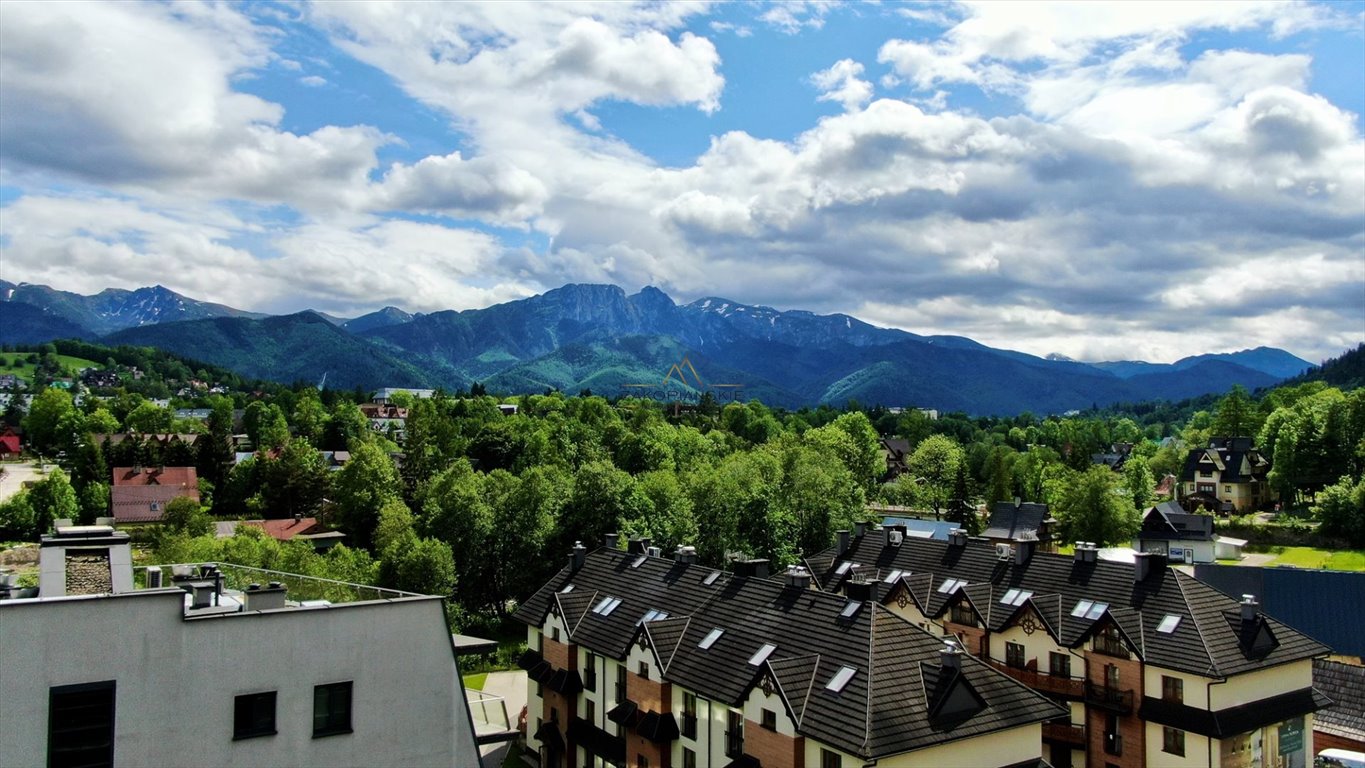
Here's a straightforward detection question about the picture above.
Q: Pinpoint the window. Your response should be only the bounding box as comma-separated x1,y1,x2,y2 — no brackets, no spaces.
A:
233,691,277,740
883,569,903,583
1000,588,1033,606
312,681,353,738
1005,642,1026,669
637,755,649,768
593,596,623,616
839,600,861,619
551,626,560,642
1163,726,1185,756
1049,652,1071,678
1157,614,1182,634
699,628,724,649
1162,675,1183,704
638,661,649,679
949,602,975,626
1199,470,1213,478
1224,485,1232,493
584,652,597,692
616,665,627,704
725,710,744,757
937,577,967,594
1104,664,1120,689
826,665,857,694
702,571,721,586
49,681,115,768
682,692,698,739
1094,625,1128,657
821,748,841,768
683,747,697,768
748,643,776,666
1103,713,1122,756
585,699,595,724
761,708,777,731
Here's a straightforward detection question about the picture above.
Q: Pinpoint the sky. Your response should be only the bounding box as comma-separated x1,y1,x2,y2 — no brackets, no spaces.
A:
1,1,1362,364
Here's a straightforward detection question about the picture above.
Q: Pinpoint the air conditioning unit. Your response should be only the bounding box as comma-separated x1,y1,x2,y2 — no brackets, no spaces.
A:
888,530,904,546
996,543,1013,560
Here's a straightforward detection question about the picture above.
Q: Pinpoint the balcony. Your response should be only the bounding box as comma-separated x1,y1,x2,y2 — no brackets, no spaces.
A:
1085,682,1134,714
1042,721,1086,747
989,661,1084,699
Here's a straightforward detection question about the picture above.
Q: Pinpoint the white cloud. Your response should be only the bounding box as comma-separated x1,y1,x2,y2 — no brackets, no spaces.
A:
299,75,327,87
811,59,874,112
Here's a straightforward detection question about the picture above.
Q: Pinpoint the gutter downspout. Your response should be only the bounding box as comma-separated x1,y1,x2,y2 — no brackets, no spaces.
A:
1207,676,1228,768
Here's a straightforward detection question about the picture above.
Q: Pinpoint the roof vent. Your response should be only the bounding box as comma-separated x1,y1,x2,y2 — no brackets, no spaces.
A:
1074,542,1098,563
628,537,651,555
853,521,868,538
675,545,698,565
570,541,587,572
886,524,907,547
836,529,851,555
604,532,620,550
784,565,811,589
948,529,968,547
1240,594,1258,622
940,639,962,670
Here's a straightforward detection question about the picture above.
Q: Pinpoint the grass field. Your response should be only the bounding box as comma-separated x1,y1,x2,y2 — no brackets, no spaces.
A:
1265,547,1365,571
463,673,488,691
0,353,101,383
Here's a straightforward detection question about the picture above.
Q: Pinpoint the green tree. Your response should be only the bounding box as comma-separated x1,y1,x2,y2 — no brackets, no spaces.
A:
292,389,327,446
380,536,458,597
28,467,80,534
1122,456,1156,511
332,442,402,547
905,435,964,517
77,482,109,525
0,491,37,540
23,387,76,455
259,438,330,519
1053,466,1140,545
373,497,416,555
1315,475,1365,547
1212,385,1260,438
161,495,212,537
125,402,172,433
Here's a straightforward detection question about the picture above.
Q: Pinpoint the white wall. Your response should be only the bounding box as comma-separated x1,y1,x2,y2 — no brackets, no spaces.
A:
0,590,479,768
1209,660,1312,710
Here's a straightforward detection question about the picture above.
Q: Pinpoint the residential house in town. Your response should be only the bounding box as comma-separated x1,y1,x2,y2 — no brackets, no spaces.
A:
880,437,912,480
802,526,1332,768
80,369,122,389
0,524,482,767
982,501,1057,553
0,373,21,390
0,427,22,459
515,538,1067,768
359,403,408,440
1178,437,1274,514
1312,660,1365,755
110,465,199,523
1132,501,1246,564
1090,444,1133,471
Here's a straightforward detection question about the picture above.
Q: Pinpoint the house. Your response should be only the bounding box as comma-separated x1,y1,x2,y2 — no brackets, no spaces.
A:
0,524,483,767
879,516,961,541
80,369,122,389
515,537,1065,768
0,428,22,459
1091,443,1133,471
1132,501,1247,564
1154,474,1176,499
359,403,407,440
880,437,911,479
1312,660,1365,755
110,466,199,523
0,374,19,390
243,517,346,549
982,500,1056,551
803,527,1333,768
1178,437,1274,514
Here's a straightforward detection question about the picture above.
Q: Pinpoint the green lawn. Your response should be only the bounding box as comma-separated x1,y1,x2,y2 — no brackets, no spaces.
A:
0,354,101,384
1266,547,1365,571
463,672,487,691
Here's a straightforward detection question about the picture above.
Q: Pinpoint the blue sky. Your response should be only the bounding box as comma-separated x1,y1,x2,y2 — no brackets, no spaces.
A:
1,1,1362,363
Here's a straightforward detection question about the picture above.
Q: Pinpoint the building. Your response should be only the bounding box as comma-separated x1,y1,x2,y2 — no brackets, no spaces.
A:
803,526,1332,768
1178,437,1274,514
1193,565,1365,659
0,524,483,768
1312,660,1365,755
982,501,1056,552
0,427,21,459
1132,501,1247,564
1091,444,1133,471
880,437,911,479
244,517,345,549
376,387,435,402
515,537,1066,768
110,465,200,523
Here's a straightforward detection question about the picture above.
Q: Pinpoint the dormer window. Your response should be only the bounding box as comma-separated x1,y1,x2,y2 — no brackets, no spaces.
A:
949,602,975,626
1093,624,1128,658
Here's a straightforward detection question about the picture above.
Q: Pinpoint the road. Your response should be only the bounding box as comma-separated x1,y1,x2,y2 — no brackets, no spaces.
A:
0,462,44,502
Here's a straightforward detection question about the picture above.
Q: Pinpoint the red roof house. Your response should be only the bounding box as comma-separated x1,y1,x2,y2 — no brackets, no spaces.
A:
0,429,21,459
110,466,200,523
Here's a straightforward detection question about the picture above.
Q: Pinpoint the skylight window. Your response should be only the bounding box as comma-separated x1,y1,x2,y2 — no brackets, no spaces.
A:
1157,614,1182,634
639,608,670,625
883,569,904,584
835,562,853,576
825,666,857,694
840,601,861,619
748,643,777,666
937,578,967,594
559,584,575,593
702,571,721,586
699,628,724,650
1085,602,1108,620
592,597,623,616
632,554,648,569
1000,589,1033,607
1071,599,1094,618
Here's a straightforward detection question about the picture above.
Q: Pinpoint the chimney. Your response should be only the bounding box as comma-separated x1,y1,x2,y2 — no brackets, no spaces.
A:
1014,533,1037,565
948,529,968,547
570,541,587,572
628,537,651,555
836,530,850,555
1240,594,1259,622
784,565,812,589
845,579,879,603
675,545,698,565
1134,551,1153,582
854,521,868,538
294,512,303,524
244,581,288,612
734,559,770,579
604,532,620,550
941,639,963,670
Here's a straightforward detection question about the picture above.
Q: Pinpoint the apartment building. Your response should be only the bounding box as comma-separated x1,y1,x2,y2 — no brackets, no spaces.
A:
804,524,1332,768
515,537,1068,768
0,524,482,768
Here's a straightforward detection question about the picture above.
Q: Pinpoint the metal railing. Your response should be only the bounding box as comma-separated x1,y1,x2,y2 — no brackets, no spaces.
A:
988,660,1085,698
1084,682,1135,714
1042,721,1086,746
135,563,421,604
467,690,513,741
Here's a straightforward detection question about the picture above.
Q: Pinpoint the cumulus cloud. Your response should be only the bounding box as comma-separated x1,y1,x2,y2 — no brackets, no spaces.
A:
811,59,874,112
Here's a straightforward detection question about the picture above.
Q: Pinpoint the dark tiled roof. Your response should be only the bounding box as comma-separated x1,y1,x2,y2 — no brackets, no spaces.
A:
514,548,1064,759
811,534,1331,678
1192,565,1365,658
1179,438,1270,483
1138,502,1215,542
1313,659,1365,740
982,502,1051,540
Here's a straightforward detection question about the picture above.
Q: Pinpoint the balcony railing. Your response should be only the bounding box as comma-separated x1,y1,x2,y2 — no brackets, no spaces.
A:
1084,682,1134,714
989,660,1084,698
1042,722,1086,746
135,562,420,604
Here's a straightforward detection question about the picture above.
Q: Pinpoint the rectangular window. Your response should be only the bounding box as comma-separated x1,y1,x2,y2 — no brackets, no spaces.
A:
551,626,560,642
725,710,744,758
233,691,277,740
1049,652,1071,678
638,661,649,679
682,692,698,739
1103,714,1121,756
616,665,627,704
1005,642,1026,669
637,756,649,768
1104,664,1120,689
585,699,595,725
49,681,116,768
821,748,841,768
1224,485,1232,493
949,603,975,626
683,747,697,768
1163,727,1185,756
761,708,777,731
1094,625,1128,657
583,652,597,692
1162,675,1183,703
312,681,353,738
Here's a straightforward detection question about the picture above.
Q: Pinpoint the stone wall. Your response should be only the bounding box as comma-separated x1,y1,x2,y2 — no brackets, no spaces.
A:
65,549,111,595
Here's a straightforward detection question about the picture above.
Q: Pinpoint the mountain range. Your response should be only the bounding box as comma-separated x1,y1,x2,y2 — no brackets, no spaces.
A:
0,281,1316,413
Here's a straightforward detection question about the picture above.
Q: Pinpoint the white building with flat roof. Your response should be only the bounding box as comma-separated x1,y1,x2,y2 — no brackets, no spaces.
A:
0,526,483,768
